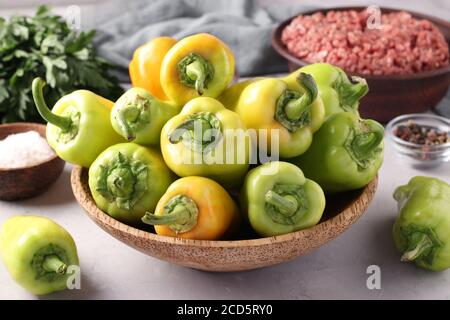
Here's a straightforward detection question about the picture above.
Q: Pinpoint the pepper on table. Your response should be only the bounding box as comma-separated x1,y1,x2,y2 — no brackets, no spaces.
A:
285,63,368,117
129,36,177,101
32,77,124,168
231,72,325,158
289,112,384,193
160,33,235,105
160,96,251,188
393,176,450,271
0,216,79,295
142,176,240,240
110,87,179,145
240,161,325,237
88,143,174,225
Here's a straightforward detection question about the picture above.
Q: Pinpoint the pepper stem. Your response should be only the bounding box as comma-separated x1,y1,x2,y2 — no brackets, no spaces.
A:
169,112,222,153
116,106,140,141
265,190,298,216
142,195,199,234
401,233,434,262
284,97,308,121
275,72,317,132
186,60,206,95
336,75,369,112
178,53,214,96
284,72,318,121
297,72,318,103
348,76,369,101
351,120,384,160
142,205,190,225
32,77,72,131
43,255,67,275
95,152,148,211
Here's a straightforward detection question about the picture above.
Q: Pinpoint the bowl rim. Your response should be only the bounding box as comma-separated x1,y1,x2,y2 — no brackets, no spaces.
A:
272,5,450,80
71,165,378,249
0,122,60,172
386,113,450,149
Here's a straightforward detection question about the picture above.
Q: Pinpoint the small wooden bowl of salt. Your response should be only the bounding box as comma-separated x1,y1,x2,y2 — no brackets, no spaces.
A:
0,123,65,201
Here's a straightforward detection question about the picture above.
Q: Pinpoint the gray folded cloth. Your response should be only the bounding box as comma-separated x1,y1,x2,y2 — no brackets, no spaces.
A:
83,0,315,81
435,91,450,118
84,0,449,117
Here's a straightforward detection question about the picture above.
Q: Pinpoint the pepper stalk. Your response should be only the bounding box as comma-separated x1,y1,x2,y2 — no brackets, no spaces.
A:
178,53,214,95
169,111,222,153
400,229,439,263
275,72,318,132
32,77,72,132
264,184,308,225
334,74,368,113
345,119,384,169
42,255,68,275
142,195,199,234
114,95,151,141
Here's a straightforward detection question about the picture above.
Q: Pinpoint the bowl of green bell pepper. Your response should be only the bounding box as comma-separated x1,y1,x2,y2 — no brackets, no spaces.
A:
71,165,378,272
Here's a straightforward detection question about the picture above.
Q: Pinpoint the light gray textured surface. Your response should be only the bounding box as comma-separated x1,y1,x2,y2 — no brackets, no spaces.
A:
1,0,450,300
0,138,449,300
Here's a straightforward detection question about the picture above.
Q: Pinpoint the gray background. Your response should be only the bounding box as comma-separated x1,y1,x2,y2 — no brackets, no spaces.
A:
0,0,450,299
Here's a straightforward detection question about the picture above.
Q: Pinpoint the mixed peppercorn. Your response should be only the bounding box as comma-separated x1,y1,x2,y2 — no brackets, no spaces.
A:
394,120,449,146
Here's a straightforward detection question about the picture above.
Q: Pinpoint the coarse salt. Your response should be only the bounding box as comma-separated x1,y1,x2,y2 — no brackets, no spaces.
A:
0,131,56,169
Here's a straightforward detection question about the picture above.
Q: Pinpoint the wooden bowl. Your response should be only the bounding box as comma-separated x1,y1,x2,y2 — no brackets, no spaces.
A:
272,6,450,123
0,123,65,201
71,166,378,272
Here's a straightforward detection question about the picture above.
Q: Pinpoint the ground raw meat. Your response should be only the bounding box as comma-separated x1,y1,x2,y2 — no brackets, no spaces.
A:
281,9,450,75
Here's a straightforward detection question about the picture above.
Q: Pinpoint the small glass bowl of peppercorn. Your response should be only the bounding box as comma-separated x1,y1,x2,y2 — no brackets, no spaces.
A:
387,113,450,169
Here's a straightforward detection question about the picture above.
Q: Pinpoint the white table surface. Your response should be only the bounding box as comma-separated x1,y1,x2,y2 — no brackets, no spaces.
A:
1,132,449,300
1,0,450,301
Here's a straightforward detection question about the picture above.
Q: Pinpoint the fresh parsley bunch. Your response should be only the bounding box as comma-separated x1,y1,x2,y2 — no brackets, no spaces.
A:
0,6,123,123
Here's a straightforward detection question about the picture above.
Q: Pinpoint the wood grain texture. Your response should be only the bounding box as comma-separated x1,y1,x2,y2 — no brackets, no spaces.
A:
0,123,65,201
71,165,378,272
272,6,450,123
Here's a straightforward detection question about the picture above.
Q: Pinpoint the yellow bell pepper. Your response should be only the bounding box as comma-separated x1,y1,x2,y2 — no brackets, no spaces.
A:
142,176,240,240
129,37,177,101
233,73,325,158
218,78,260,109
160,33,235,105
160,97,251,188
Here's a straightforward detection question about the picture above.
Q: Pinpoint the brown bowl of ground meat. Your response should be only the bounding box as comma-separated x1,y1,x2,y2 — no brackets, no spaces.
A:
272,7,450,123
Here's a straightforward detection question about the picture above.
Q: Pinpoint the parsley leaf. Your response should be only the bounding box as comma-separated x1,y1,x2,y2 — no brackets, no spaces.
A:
0,5,123,123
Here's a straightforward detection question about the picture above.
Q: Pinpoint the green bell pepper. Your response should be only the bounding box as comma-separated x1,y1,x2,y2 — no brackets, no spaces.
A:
110,87,179,146
32,77,124,168
289,112,384,193
88,142,174,225
284,63,368,117
0,216,79,295
393,176,450,271
240,161,325,237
